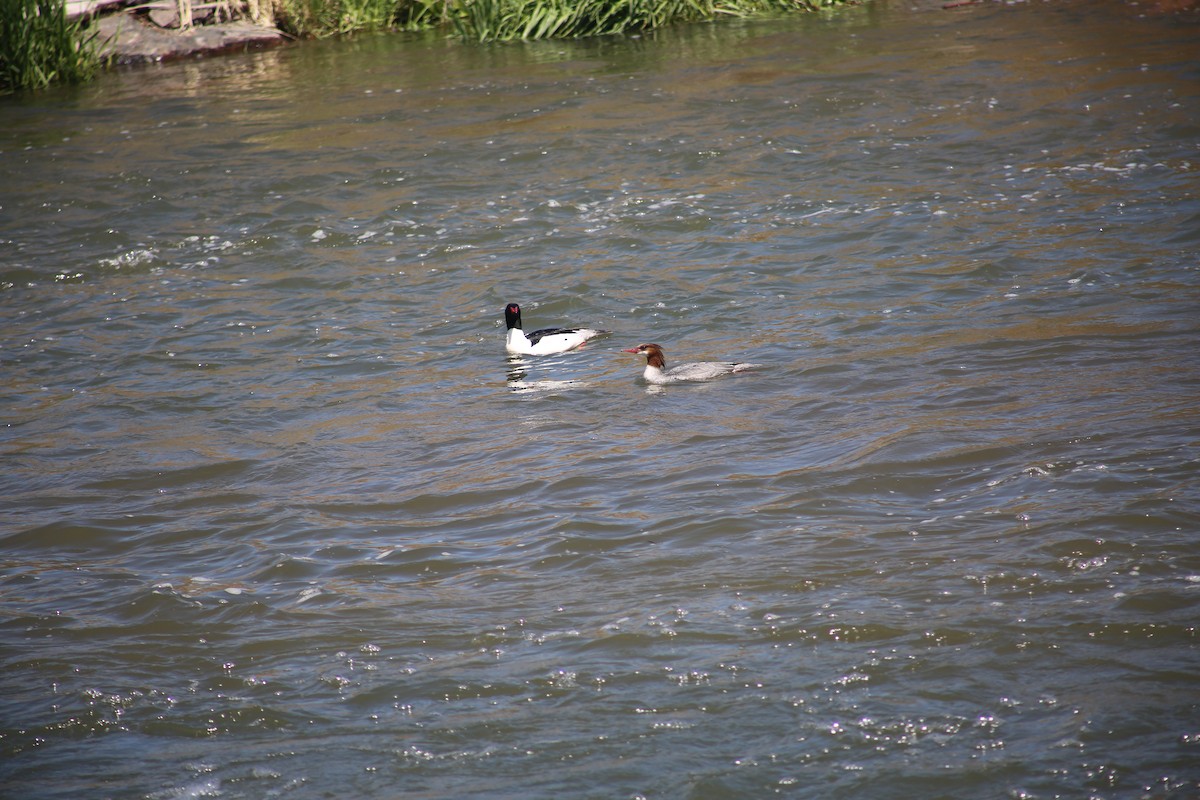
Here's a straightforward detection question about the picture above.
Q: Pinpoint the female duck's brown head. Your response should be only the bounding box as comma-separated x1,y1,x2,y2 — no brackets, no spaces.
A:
623,343,666,370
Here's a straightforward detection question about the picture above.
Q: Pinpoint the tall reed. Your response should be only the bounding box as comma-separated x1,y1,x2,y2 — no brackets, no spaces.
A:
0,0,103,93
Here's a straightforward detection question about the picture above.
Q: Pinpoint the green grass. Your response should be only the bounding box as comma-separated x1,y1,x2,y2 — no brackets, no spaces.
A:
273,0,847,41
276,0,395,37
445,0,843,41
275,0,448,37
0,0,104,93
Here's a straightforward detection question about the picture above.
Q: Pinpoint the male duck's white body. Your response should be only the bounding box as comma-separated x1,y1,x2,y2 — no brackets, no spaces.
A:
504,303,608,356
624,343,761,385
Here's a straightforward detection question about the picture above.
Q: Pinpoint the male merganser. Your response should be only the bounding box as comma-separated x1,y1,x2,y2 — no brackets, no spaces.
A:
504,303,608,355
623,343,761,385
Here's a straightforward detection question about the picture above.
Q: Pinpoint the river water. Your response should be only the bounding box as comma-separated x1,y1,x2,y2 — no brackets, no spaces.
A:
2,1,1199,797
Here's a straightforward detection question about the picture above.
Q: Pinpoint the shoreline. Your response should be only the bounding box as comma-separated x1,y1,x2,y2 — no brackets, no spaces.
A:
75,0,1200,68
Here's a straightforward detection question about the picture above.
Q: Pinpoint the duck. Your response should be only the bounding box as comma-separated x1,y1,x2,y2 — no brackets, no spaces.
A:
504,303,609,355
623,343,761,385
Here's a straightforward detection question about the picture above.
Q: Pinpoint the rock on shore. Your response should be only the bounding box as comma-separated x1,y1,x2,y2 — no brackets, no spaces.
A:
72,2,287,65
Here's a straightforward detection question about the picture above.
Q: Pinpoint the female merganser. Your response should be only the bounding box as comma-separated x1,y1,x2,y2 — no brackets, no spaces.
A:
504,303,608,355
623,343,761,385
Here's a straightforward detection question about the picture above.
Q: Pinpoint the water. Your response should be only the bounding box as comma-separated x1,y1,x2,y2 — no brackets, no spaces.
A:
3,1,1199,797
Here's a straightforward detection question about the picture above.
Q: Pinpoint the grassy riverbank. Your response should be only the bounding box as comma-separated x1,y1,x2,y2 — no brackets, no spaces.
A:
444,0,846,43
2,0,849,93
277,0,850,40
0,0,103,92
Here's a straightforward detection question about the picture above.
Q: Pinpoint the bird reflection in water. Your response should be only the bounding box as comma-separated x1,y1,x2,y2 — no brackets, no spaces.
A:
505,355,584,394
